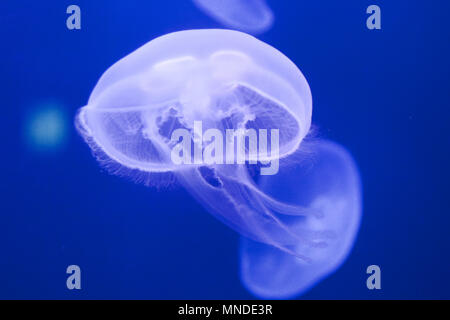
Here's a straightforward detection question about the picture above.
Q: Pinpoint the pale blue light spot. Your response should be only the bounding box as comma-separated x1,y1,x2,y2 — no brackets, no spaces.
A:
24,102,68,152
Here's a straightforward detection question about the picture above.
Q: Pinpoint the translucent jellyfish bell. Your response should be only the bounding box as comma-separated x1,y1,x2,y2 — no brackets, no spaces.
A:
193,0,274,35
76,30,361,297
76,29,311,175
76,29,314,252
240,140,362,298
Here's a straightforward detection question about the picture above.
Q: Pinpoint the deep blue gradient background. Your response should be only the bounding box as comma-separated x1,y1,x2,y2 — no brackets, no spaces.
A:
1,0,449,299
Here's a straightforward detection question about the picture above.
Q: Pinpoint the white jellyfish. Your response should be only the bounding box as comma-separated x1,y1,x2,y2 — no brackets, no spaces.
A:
193,0,274,34
240,140,362,298
76,29,361,297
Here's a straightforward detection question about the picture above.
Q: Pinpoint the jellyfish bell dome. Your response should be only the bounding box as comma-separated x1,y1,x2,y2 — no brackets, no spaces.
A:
76,29,312,174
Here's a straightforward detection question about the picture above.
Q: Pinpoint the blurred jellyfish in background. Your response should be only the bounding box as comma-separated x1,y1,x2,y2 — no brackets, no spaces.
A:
240,140,362,298
193,0,274,34
24,102,69,153
75,29,362,298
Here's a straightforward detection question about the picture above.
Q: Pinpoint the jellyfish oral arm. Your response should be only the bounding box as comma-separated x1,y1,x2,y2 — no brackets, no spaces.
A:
170,120,279,174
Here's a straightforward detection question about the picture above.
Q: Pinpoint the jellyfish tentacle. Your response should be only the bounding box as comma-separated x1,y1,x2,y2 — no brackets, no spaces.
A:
225,174,325,218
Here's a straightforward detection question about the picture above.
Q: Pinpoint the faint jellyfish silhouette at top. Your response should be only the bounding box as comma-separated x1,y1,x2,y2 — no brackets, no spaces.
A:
193,0,274,35
75,29,362,297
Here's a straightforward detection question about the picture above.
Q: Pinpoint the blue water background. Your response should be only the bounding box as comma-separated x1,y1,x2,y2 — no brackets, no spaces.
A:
1,0,449,299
